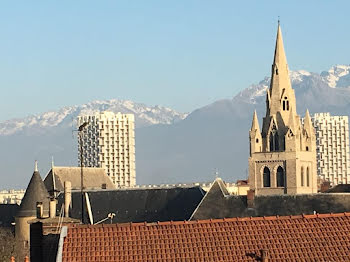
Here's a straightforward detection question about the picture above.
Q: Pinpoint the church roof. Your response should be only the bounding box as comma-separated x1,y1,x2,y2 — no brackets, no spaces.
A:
60,212,350,261
17,164,50,217
44,166,116,194
56,186,205,224
190,180,350,220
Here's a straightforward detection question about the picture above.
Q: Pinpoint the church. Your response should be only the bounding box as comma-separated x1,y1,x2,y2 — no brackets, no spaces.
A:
248,23,318,196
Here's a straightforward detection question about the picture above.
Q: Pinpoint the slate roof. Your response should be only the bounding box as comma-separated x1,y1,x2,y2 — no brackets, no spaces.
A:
0,204,19,226
44,166,116,195
17,170,50,217
56,186,205,224
60,212,350,261
191,178,350,220
326,184,350,193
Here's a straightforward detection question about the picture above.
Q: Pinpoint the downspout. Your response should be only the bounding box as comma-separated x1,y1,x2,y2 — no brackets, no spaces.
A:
55,226,68,262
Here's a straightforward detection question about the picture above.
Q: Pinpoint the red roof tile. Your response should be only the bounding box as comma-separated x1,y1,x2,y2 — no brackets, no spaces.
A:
61,213,350,261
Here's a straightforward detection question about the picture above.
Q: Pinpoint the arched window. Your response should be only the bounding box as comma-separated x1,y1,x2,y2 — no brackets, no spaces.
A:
263,167,271,187
269,129,279,152
282,97,289,111
301,167,304,187
306,167,310,187
276,166,284,187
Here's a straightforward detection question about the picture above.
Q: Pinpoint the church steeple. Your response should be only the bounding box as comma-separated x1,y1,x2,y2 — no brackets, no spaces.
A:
249,23,317,196
267,22,297,122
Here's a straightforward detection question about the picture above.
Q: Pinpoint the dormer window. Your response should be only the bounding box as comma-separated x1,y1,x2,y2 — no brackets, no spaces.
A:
282,97,289,111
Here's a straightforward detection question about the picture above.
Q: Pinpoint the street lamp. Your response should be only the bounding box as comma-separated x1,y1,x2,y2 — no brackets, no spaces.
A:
79,122,89,223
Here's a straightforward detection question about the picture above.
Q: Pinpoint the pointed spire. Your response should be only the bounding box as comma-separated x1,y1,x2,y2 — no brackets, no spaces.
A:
251,110,261,132
266,21,297,123
34,160,38,172
273,22,288,69
51,156,54,168
303,109,313,135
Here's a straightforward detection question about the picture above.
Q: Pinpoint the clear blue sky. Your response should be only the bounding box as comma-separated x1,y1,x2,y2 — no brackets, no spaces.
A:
0,1,349,121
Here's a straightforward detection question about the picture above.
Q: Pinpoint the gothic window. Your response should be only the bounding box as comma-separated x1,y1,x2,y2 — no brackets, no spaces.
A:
282,97,289,111
275,132,279,151
269,133,274,152
301,167,304,187
306,167,310,187
269,130,279,151
276,166,284,187
263,167,271,187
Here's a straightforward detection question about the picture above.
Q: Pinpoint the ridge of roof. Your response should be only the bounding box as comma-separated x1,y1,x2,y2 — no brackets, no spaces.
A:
68,212,350,229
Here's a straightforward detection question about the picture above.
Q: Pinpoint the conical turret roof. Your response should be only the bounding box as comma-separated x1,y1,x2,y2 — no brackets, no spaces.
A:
16,161,50,217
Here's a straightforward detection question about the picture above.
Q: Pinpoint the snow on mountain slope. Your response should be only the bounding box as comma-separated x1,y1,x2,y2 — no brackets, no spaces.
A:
236,66,350,105
321,65,350,88
0,100,187,136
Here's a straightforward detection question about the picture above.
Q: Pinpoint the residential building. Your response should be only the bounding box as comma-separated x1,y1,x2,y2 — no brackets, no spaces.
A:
0,189,25,204
43,165,116,196
77,111,136,187
311,112,350,185
248,22,317,195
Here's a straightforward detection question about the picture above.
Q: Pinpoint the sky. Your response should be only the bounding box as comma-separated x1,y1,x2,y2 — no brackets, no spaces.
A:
0,1,350,121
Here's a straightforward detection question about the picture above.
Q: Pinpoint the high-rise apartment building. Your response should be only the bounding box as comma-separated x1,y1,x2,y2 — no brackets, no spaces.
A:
311,113,350,185
78,111,136,187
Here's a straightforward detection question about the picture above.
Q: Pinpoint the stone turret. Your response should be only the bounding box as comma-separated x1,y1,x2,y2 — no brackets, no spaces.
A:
15,161,50,259
249,110,262,154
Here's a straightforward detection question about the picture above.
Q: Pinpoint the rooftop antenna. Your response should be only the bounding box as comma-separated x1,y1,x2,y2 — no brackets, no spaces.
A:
214,168,219,179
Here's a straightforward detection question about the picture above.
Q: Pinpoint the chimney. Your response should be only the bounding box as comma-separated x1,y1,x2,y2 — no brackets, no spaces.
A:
247,189,255,208
64,181,72,218
261,249,268,262
49,198,56,218
320,181,331,193
36,202,43,218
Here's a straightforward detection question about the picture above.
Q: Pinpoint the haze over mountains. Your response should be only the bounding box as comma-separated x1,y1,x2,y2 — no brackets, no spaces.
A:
1,65,350,189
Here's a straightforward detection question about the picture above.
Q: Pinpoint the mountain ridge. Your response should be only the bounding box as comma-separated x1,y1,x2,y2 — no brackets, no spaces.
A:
2,64,350,189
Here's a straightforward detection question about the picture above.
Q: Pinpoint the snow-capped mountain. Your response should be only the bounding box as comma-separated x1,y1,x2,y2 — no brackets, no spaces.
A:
3,65,350,189
0,99,188,136
236,66,350,105
321,65,350,88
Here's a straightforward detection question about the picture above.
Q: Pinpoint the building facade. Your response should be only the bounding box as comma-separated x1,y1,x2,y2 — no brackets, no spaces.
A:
0,189,25,204
78,111,136,187
248,23,318,195
311,113,350,185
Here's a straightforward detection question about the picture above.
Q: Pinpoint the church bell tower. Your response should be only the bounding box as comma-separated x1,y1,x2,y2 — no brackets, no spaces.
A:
248,22,317,195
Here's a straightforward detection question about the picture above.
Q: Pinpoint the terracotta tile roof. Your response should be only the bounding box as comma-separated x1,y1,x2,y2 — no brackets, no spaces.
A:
61,212,350,261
